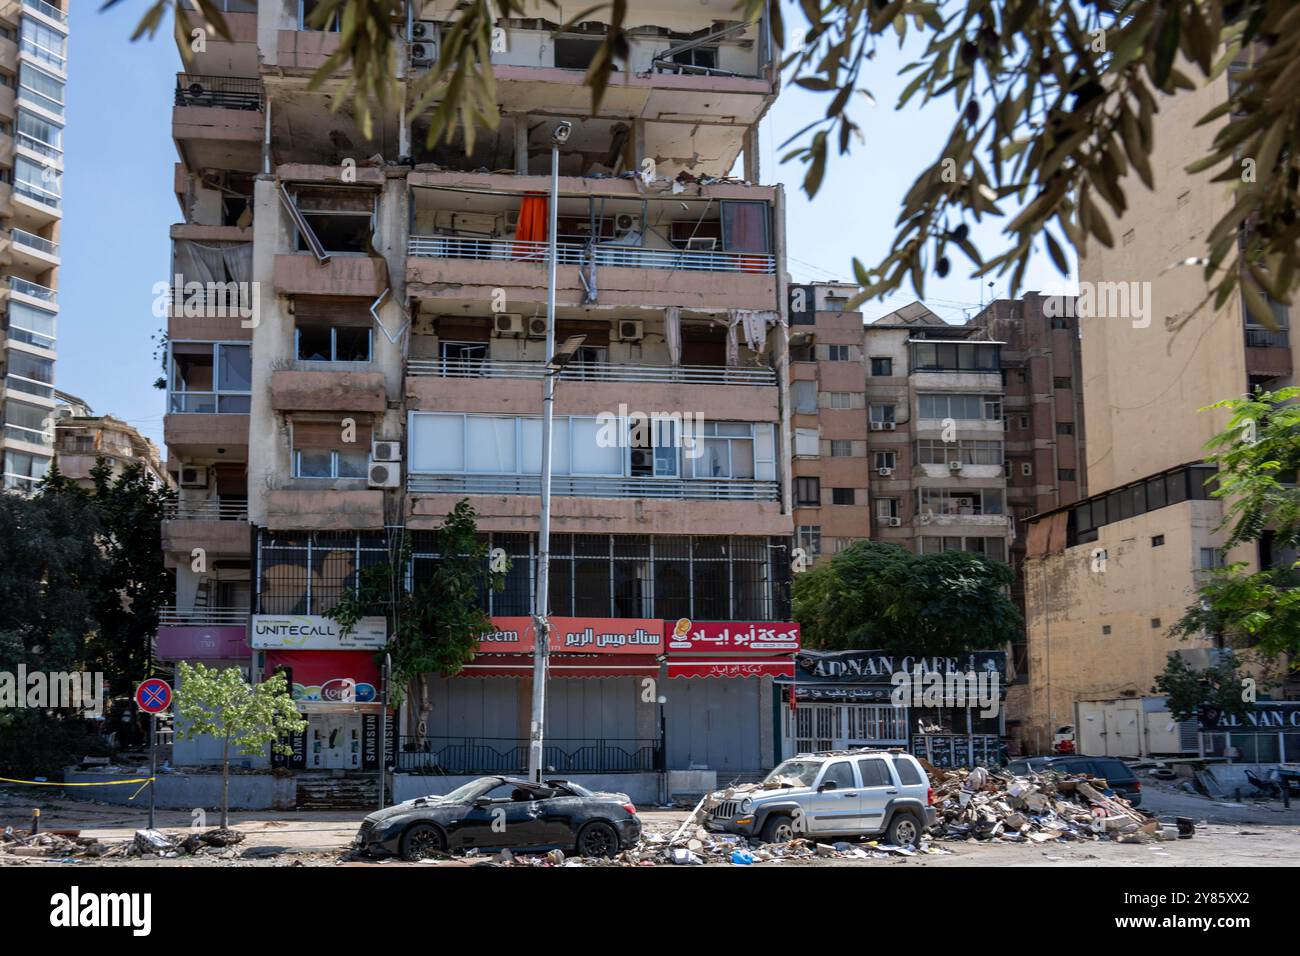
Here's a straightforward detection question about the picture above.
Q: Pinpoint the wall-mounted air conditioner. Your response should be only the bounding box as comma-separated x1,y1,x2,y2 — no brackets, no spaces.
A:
372,441,401,462
368,460,401,488
948,459,964,472
411,22,440,64
613,213,641,236
877,467,893,477
527,316,549,339
180,466,208,489
493,313,524,337
615,319,644,343
887,517,902,527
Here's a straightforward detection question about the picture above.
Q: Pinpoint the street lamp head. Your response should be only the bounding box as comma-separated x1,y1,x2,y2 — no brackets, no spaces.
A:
545,334,588,372
552,120,573,146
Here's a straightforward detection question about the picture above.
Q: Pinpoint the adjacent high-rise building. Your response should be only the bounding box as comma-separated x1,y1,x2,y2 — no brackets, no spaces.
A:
0,0,67,493
158,2,799,803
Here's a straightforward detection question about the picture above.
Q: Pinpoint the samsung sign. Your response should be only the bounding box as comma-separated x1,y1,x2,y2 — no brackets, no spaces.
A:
250,615,388,650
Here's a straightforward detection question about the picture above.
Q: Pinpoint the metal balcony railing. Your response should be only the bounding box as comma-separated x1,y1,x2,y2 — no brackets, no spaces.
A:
23,0,67,24
407,357,777,386
167,391,252,414
3,423,50,445
5,373,53,398
175,73,264,111
1245,326,1290,348
14,180,60,210
19,36,65,70
164,498,250,521
7,326,55,350
395,736,661,774
408,236,777,275
158,606,249,626
2,472,41,492
15,131,61,160
11,229,58,257
408,473,779,501
9,275,56,302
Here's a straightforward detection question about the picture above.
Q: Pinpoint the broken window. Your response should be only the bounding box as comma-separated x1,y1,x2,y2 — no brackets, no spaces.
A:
720,200,770,253
286,187,376,256
554,36,603,70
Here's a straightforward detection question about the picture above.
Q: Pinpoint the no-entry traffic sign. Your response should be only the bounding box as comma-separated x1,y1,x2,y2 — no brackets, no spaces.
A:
135,679,172,714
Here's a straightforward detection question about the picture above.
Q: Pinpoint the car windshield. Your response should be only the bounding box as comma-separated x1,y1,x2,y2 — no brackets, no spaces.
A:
762,760,823,788
439,778,504,804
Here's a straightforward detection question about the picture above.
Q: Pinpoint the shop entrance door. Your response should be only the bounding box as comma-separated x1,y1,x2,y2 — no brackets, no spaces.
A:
795,705,840,753
309,714,362,770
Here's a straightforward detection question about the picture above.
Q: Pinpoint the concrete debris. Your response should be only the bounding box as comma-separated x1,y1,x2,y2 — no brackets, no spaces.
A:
928,765,1153,844
1,826,253,863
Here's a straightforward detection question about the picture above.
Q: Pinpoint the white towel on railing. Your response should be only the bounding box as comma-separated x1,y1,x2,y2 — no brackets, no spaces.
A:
665,307,682,365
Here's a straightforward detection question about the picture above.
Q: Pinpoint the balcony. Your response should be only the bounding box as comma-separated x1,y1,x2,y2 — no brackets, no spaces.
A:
2,421,50,448
13,180,61,221
163,412,250,459
162,499,250,561
408,236,775,276
409,357,774,385
270,369,387,414
1244,326,1292,379
172,73,264,172
22,0,67,26
264,488,384,531
408,473,778,501
15,131,61,163
273,254,387,298
159,606,249,626
10,229,58,268
174,73,263,111
8,275,56,304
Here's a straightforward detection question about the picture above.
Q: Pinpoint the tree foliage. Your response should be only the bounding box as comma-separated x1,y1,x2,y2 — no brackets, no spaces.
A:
792,540,1022,654
328,499,504,726
117,0,1300,321
175,662,306,827
1170,387,1300,659
1152,650,1249,724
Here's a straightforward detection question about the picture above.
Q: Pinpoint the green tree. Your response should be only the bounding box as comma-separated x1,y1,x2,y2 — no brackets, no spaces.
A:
793,540,1022,654
328,499,505,732
1152,651,1250,725
116,1,1300,321
1170,387,1300,659
175,662,306,828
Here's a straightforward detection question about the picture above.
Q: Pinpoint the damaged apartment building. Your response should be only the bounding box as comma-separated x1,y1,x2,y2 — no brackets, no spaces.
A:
157,1,798,806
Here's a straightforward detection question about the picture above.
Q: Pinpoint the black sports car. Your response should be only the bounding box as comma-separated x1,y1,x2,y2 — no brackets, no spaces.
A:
354,776,642,860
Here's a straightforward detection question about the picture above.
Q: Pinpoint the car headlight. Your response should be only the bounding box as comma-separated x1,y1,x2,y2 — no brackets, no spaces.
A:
740,797,753,813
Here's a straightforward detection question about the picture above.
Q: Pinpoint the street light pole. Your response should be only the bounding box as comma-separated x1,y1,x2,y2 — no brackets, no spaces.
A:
529,121,571,783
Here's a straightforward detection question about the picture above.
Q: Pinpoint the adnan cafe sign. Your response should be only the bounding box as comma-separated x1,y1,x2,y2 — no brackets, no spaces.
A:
665,619,800,678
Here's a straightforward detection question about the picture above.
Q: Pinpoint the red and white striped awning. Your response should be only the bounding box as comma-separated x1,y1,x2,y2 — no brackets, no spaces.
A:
458,654,660,679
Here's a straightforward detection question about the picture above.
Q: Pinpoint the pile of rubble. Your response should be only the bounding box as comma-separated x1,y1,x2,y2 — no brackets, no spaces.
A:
926,765,1191,844
1,826,248,863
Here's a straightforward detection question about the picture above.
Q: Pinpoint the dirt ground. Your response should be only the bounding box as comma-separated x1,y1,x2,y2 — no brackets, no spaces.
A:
3,781,1298,868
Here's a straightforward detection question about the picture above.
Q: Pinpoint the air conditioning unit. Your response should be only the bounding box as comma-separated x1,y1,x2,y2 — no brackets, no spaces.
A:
503,209,520,232
630,449,653,470
955,497,973,509
368,460,401,489
372,441,401,462
877,467,893,477
493,313,524,337
870,421,891,431
179,466,208,489
527,316,549,339
613,213,641,236
948,459,964,471
882,421,896,431
887,517,902,527
615,319,644,343
411,22,439,64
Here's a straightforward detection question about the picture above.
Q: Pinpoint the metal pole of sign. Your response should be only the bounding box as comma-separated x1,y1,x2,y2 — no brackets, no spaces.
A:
530,122,570,784
148,713,157,830
378,654,390,811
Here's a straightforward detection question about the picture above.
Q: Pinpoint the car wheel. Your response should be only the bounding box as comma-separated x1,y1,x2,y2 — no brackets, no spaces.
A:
760,814,796,844
399,823,445,862
887,812,922,847
576,821,620,858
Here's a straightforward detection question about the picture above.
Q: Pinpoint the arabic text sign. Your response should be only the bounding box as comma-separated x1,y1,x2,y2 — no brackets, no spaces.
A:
251,614,388,650
665,619,801,654
481,617,663,654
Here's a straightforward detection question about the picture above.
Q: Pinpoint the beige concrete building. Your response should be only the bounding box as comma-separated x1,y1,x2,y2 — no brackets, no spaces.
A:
0,0,66,493
1019,58,1297,756
158,1,798,801
52,402,170,490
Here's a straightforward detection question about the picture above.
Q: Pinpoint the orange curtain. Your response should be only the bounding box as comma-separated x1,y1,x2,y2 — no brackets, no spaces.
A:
513,194,548,260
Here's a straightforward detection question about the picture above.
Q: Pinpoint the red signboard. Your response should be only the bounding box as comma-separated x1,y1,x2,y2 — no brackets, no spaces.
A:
461,653,660,679
264,650,381,703
667,659,796,679
156,625,248,662
481,617,663,654
665,619,801,654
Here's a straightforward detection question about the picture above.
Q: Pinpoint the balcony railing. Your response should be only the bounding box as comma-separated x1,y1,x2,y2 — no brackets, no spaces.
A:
175,73,264,111
164,498,250,521
5,373,53,398
11,229,58,257
14,180,60,210
23,0,67,24
1245,326,1290,348
2,472,41,492
7,326,55,350
408,236,777,275
168,391,252,414
407,357,777,386
3,422,50,445
15,131,61,160
158,606,249,626
19,37,65,70
408,473,779,501
395,736,661,774
9,276,56,302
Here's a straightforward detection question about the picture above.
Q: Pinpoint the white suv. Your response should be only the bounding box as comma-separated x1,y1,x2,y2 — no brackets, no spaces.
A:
704,749,937,846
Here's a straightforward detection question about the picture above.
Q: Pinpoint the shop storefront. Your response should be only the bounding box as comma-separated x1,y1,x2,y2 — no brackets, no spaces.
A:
775,649,1007,768
158,623,252,767
1201,702,1300,764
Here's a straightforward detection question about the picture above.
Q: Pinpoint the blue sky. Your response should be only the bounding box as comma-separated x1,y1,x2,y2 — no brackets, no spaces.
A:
58,8,1076,449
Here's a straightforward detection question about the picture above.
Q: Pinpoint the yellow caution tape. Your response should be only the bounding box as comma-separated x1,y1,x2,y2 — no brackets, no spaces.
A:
0,776,154,787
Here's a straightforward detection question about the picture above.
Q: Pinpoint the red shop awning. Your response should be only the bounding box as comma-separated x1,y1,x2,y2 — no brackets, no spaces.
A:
667,659,795,679
459,654,661,679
